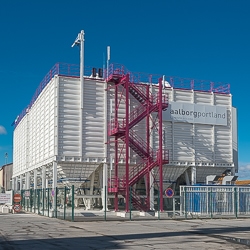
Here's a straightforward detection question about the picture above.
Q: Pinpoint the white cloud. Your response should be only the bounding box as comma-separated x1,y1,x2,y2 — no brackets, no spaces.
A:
238,163,250,180
0,125,7,135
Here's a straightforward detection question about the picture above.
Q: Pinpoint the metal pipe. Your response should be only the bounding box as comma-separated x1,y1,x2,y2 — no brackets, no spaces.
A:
80,30,85,159
114,84,118,211
146,85,150,211
125,74,130,212
159,77,163,211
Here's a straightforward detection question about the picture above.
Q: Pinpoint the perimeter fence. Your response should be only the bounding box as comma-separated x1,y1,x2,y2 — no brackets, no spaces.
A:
180,185,250,219
13,185,250,222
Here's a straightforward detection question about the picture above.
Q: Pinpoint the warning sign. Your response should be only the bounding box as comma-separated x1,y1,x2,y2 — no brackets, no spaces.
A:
13,194,22,203
13,204,22,213
165,188,174,198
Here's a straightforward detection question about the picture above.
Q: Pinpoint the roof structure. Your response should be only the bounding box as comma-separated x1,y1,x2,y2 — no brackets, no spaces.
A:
14,63,230,127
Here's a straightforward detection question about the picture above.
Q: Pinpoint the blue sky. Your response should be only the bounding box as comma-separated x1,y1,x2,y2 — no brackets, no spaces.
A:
0,0,249,178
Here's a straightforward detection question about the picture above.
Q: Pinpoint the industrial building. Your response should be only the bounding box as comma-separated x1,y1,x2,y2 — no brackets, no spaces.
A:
12,31,238,212
0,163,13,192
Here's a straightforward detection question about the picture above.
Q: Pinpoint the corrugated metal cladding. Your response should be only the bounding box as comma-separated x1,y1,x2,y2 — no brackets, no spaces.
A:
13,116,27,175
82,79,105,158
13,74,236,179
58,77,81,158
13,78,56,176
155,87,234,165
14,76,108,177
28,78,55,166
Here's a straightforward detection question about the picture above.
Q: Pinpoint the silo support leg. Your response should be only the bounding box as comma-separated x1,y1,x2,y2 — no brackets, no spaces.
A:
52,162,57,211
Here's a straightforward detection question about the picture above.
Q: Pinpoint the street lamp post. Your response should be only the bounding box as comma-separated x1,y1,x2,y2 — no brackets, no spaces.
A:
5,153,8,165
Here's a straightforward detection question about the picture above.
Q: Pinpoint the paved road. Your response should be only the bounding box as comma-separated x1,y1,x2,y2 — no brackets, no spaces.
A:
0,213,250,249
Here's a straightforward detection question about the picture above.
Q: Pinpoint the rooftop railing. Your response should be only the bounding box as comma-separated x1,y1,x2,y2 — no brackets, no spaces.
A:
14,62,230,128
108,63,230,94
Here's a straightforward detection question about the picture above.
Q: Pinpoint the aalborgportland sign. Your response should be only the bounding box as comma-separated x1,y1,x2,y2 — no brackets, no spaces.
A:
163,102,228,126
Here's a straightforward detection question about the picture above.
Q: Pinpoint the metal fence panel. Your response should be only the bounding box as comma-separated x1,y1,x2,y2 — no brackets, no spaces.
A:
180,185,250,218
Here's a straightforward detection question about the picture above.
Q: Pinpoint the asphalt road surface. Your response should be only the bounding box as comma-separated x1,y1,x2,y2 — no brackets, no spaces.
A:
0,213,250,249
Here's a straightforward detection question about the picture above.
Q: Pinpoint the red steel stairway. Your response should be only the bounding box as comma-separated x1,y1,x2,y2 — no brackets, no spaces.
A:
107,64,169,212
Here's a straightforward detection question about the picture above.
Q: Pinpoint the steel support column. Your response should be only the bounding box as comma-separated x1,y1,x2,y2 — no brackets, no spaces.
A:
146,85,150,211
12,177,15,191
149,171,155,210
42,166,46,189
52,162,57,190
159,78,164,211
52,162,57,211
102,164,108,211
33,169,37,190
114,83,118,211
125,74,130,212
20,174,23,190
191,166,196,185
26,172,30,190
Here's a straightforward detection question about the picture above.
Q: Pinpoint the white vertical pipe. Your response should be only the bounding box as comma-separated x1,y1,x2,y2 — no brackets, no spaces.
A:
12,177,15,190
191,166,196,185
20,174,23,190
13,177,17,191
185,170,190,186
107,46,110,79
26,172,30,189
80,30,85,159
52,162,57,211
52,162,57,190
42,166,46,189
15,177,18,190
103,46,109,212
33,169,37,190
102,163,108,211
89,171,95,208
104,76,108,162
150,171,154,210
15,177,18,191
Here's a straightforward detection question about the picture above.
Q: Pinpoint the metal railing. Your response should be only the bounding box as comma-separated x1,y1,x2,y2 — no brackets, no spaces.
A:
108,63,230,94
14,63,94,128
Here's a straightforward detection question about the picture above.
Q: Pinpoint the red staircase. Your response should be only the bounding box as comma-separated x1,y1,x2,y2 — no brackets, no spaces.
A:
109,149,168,190
108,178,148,211
109,92,168,136
107,64,169,212
121,130,152,160
130,188,148,211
